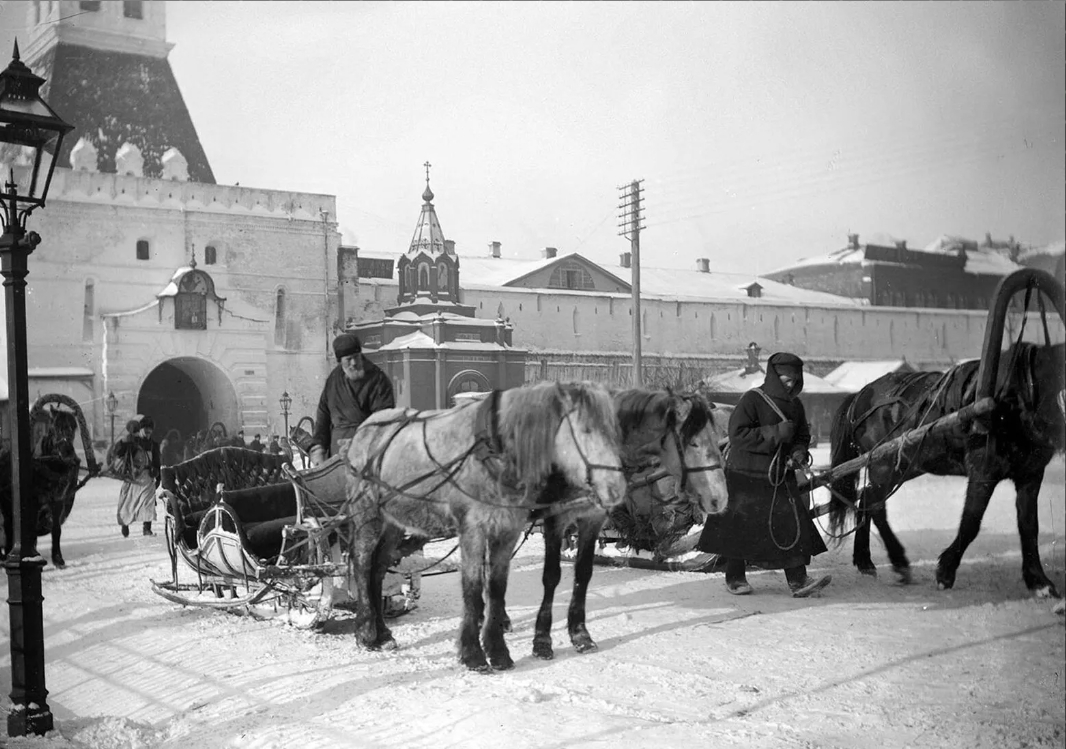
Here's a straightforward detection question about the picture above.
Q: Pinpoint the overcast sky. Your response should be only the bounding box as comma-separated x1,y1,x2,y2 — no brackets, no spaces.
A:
2,1,1063,275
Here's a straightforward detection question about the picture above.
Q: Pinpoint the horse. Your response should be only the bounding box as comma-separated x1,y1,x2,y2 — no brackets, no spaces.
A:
828,341,1066,597
342,381,628,672
530,388,730,660
1,401,91,569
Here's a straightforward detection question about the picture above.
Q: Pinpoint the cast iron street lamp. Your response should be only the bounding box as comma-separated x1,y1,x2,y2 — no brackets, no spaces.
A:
106,390,117,445
279,390,292,439
0,41,74,737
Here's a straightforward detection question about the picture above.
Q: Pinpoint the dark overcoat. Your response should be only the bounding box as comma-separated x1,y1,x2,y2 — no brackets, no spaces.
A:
696,353,827,568
311,358,396,457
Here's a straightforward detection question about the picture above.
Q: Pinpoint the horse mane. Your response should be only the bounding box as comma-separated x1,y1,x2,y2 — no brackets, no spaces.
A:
676,391,715,444
614,389,674,441
498,381,618,488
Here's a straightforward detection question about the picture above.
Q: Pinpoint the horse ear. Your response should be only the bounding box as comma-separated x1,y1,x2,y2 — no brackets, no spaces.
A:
672,396,693,427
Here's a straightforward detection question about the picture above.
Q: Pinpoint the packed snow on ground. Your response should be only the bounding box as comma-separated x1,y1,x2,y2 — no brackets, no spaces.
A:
2,449,1064,749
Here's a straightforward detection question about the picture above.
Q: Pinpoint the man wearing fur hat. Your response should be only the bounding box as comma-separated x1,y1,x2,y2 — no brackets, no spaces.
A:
309,333,396,466
697,352,831,598
310,333,416,615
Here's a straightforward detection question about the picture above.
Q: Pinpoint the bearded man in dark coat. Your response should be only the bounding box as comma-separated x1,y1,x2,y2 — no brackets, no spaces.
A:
309,333,396,466
697,352,831,598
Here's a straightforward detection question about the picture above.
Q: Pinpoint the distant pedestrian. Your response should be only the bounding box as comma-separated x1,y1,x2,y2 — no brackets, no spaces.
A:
267,434,282,455
250,433,264,452
159,429,184,466
115,415,161,538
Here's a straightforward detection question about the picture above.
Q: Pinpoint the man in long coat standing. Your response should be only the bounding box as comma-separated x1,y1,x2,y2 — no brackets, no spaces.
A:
115,415,161,537
698,352,831,598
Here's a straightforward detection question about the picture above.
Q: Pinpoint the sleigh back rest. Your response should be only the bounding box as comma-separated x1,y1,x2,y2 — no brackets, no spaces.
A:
160,446,290,521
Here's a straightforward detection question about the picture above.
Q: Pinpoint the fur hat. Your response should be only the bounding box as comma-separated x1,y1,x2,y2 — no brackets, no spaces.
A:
332,333,362,361
138,415,155,430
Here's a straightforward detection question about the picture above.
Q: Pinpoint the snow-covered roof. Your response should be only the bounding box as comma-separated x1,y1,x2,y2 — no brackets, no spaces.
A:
28,367,95,378
1018,240,1065,262
376,331,513,352
824,360,915,392
359,250,862,306
702,366,846,395
774,234,1026,277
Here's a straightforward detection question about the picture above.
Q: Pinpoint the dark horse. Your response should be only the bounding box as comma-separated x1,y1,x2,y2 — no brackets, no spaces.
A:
1,396,99,568
828,340,1065,597
530,389,730,660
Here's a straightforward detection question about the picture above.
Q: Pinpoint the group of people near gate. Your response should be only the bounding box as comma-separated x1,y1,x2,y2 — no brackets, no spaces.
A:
113,330,831,602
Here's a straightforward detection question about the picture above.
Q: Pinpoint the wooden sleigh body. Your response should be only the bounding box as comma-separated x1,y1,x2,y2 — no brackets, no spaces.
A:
151,446,352,627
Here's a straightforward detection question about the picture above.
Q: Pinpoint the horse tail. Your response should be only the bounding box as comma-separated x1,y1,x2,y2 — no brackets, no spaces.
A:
827,391,861,541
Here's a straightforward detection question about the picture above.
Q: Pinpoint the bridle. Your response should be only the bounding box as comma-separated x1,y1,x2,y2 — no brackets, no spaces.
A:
559,406,625,504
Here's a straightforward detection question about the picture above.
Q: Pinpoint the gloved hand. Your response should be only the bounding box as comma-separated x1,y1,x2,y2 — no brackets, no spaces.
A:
309,445,326,467
790,448,811,467
776,420,795,443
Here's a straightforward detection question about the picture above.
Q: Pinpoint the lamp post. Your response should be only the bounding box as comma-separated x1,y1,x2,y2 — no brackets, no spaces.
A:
106,390,117,445
0,41,74,737
279,391,292,439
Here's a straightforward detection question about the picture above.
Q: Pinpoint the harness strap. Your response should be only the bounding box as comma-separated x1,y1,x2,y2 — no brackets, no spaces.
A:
752,387,788,423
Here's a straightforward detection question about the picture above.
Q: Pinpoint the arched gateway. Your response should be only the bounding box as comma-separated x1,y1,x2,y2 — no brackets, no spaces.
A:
137,357,240,442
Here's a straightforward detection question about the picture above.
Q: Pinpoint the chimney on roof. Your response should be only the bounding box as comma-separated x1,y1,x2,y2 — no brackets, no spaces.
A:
895,240,907,250
619,252,631,268
985,232,993,246
542,247,557,259
848,233,860,250
696,257,710,273
490,241,501,259
744,341,762,375
444,239,456,255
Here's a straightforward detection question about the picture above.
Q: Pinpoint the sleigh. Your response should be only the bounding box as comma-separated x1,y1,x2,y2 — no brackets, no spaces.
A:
151,446,354,627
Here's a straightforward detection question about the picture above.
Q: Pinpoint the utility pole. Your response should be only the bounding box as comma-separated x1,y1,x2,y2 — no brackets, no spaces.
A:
618,179,645,386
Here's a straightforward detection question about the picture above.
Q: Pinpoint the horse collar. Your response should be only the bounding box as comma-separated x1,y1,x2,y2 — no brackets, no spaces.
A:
474,390,505,457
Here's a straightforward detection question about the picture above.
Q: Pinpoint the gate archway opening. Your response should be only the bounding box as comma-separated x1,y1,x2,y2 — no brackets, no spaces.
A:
137,357,238,444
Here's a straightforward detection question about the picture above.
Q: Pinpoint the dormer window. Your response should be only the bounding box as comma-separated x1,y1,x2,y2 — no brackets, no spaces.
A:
549,262,594,290
123,0,143,19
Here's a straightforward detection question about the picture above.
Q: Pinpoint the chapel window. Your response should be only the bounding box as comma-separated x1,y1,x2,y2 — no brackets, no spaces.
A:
204,245,217,265
136,239,150,260
123,1,143,19
82,280,95,342
80,1,101,11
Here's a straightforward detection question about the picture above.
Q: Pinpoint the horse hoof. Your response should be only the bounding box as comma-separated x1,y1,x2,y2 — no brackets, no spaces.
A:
573,639,599,655
532,640,554,660
1033,585,1059,600
370,637,398,652
462,659,492,674
52,558,66,570
893,566,912,585
490,656,515,671
857,566,877,578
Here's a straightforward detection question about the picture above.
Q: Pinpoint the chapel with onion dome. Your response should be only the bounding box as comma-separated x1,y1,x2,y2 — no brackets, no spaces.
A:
350,166,527,409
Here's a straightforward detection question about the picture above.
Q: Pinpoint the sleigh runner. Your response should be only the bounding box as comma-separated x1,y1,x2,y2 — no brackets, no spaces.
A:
151,446,362,627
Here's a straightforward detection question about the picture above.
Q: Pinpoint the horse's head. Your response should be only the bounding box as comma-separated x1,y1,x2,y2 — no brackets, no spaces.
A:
614,389,729,517
500,381,626,509
667,392,729,516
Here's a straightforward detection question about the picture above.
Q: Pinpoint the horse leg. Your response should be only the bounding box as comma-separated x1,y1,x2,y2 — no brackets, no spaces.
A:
567,517,605,655
937,475,997,590
457,527,491,673
482,527,522,671
50,519,65,569
532,515,562,660
869,507,911,584
852,487,879,576
368,529,403,650
1015,469,1059,599
346,517,383,649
